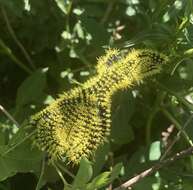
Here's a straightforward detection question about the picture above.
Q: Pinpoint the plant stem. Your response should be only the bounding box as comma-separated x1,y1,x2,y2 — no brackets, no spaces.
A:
0,38,32,74
65,0,73,33
35,156,46,190
1,131,35,157
160,114,193,161
0,104,19,128
53,163,70,188
56,162,75,179
156,82,193,111
100,0,115,25
161,108,193,146
113,146,193,190
146,91,166,144
1,6,36,70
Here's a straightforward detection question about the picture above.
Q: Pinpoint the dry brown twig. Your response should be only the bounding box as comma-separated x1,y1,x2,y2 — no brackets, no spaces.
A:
113,115,193,190
113,146,193,190
160,115,193,161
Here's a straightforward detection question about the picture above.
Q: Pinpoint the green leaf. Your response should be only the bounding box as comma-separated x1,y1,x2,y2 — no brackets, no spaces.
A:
54,0,71,15
80,17,109,47
16,70,47,107
133,175,158,190
8,123,29,146
109,163,123,182
86,172,110,190
149,141,161,161
72,158,93,189
0,130,6,146
124,147,148,179
15,69,47,121
0,140,42,181
86,163,123,190
93,143,110,177
0,0,24,16
111,91,135,145
40,164,59,188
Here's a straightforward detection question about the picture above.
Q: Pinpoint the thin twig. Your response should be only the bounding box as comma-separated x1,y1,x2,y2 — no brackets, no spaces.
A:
35,156,46,190
1,131,35,156
170,58,187,75
0,104,19,128
65,0,73,33
53,162,70,188
156,82,193,111
56,162,75,179
0,39,32,74
145,92,166,145
113,146,193,190
100,0,115,25
1,6,36,70
160,114,193,161
161,108,193,146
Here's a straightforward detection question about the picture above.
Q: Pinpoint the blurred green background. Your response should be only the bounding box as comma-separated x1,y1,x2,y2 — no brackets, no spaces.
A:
0,0,193,189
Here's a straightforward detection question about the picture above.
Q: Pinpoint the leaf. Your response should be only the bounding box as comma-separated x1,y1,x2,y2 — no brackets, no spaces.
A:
40,164,59,188
109,163,123,182
0,140,42,181
0,124,43,181
16,70,47,107
93,143,110,177
0,129,6,146
54,0,71,15
133,175,158,190
86,172,110,190
0,0,24,16
72,158,93,189
86,163,123,190
80,16,109,47
111,91,135,145
124,147,148,179
149,141,161,161
15,69,47,121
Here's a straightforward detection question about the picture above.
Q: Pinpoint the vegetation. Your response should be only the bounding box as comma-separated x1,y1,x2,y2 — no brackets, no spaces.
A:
0,0,193,190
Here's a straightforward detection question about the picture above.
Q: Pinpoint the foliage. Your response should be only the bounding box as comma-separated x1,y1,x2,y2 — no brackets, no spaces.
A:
0,0,193,189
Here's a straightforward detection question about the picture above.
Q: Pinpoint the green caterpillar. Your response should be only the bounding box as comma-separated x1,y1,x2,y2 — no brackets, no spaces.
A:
29,48,168,164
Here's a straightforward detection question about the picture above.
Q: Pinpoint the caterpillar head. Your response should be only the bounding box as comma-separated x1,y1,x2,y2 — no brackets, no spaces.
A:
96,48,168,83
125,49,168,79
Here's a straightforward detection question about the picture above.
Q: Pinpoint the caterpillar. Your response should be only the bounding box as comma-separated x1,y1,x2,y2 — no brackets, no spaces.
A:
29,48,168,164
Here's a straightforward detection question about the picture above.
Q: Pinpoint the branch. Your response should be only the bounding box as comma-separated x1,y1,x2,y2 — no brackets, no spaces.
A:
160,114,193,161
100,0,115,25
161,108,193,145
1,7,36,70
0,38,32,74
113,146,193,190
0,104,19,128
35,155,46,190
